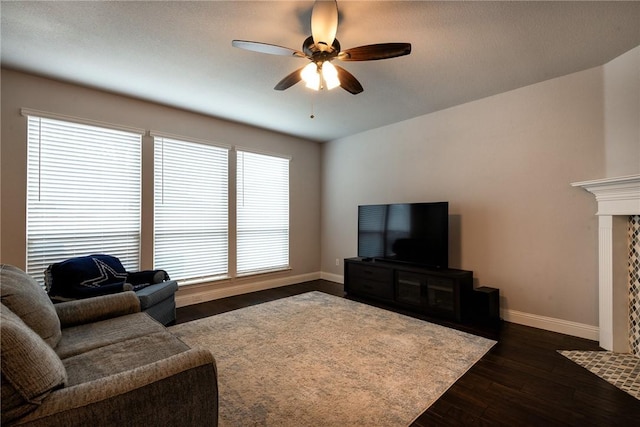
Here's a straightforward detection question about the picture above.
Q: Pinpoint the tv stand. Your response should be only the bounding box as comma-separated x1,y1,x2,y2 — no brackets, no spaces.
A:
344,257,473,323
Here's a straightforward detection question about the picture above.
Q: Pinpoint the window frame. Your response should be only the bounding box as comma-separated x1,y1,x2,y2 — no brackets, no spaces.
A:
235,148,291,276
23,109,143,285
152,132,230,284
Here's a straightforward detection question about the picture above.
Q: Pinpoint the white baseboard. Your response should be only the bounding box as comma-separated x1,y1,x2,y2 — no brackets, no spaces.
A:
176,272,321,307
501,308,599,341
320,271,344,284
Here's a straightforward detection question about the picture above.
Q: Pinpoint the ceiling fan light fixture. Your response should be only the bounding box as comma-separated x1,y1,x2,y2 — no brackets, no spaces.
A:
233,0,411,95
301,62,321,90
321,61,340,90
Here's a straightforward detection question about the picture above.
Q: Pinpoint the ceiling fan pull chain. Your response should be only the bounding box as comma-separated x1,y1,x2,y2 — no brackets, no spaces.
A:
310,99,315,119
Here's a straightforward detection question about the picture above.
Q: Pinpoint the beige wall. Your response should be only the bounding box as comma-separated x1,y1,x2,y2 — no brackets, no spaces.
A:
604,46,640,177
321,46,639,333
0,69,321,299
321,66,607,329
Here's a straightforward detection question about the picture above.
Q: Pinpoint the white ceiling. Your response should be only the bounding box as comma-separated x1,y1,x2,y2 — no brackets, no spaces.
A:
2,1,639,142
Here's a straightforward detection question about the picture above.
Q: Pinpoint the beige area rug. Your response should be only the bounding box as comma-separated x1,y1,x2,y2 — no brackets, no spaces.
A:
559,350,640,399
170,291,496,426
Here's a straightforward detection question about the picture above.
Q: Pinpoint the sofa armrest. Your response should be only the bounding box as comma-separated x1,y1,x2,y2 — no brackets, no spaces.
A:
54,291,141,328
135,280,178,309
126,269,169,286
13,349,218,427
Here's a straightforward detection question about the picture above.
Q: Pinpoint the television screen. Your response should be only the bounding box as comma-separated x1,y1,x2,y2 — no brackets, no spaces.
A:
358,202,448,269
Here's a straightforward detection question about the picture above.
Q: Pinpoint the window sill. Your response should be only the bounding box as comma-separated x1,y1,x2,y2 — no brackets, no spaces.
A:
236,266,292,278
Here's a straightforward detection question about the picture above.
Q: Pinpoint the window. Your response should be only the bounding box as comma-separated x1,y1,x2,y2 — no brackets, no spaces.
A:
236,150,289,275
26,115,142,285
154,135,229,282
25,112,289,286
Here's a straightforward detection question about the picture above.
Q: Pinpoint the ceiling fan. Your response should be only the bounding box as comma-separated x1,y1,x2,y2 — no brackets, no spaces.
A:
232,0,411,95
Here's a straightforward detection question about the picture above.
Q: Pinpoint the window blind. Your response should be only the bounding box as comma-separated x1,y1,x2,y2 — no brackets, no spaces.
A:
26,116,142,285
236,150,289,275
154,136,229,282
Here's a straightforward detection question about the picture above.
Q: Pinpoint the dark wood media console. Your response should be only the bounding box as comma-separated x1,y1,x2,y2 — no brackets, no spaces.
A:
344,257,477,324
344,258,499,336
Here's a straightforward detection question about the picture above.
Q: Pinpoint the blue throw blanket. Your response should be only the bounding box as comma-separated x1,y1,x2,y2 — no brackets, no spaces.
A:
45,254,128,299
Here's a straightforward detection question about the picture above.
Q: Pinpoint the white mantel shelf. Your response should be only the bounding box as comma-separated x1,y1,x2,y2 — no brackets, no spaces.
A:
572,174,640,352
572,174,640,215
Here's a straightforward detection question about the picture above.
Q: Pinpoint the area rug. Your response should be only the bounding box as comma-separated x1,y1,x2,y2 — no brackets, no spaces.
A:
559,350,640,399
170,291,496,426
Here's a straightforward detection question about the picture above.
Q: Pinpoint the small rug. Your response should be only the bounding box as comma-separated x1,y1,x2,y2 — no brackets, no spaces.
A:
170,291,496,426
559,350,640,399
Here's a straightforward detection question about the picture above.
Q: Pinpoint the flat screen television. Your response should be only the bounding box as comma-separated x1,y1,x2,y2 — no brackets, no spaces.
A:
358,202,448,269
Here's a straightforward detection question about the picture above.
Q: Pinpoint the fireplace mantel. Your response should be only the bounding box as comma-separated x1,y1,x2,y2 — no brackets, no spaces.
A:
572,175,640,215
572,174,640,351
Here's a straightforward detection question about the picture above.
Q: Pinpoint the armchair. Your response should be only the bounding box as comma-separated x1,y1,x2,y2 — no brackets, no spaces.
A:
45,254,178,325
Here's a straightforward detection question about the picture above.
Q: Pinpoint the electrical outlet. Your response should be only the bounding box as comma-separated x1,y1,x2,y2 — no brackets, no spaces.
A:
335,258,340,266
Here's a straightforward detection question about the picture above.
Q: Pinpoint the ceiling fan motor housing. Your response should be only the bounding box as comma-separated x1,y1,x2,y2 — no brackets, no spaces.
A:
303,36,341,63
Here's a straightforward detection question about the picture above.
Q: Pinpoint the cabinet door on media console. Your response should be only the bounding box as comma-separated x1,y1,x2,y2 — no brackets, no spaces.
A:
425,276,458,320
395,271,427,307
344,261,394,301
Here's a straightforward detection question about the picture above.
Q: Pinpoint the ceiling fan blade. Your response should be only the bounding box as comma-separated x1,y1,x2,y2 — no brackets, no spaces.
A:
334,65,363,95
338,43,412,61
274,66,305,91
232,40,306,58
311,0,338,52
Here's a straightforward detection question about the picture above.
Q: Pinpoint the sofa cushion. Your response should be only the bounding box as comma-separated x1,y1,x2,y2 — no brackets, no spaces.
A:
1,303,68,424
55,312,166,359
0,264,62,348
62,332,190,386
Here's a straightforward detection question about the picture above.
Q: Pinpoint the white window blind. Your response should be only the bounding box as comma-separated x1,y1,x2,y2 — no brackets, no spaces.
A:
26,115,142,285
154,136,229,282
236,150,289,275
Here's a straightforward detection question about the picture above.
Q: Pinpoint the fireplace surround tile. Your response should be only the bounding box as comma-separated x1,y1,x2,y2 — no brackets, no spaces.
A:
559,350,640,400
629,215,640,356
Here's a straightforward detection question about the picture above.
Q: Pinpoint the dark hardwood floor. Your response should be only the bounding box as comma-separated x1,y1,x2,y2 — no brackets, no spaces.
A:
176,280,640,426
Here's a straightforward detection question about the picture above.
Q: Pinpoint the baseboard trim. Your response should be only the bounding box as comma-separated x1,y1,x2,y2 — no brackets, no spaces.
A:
502,309,599,341
176,272,321,307
320,271,344,284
